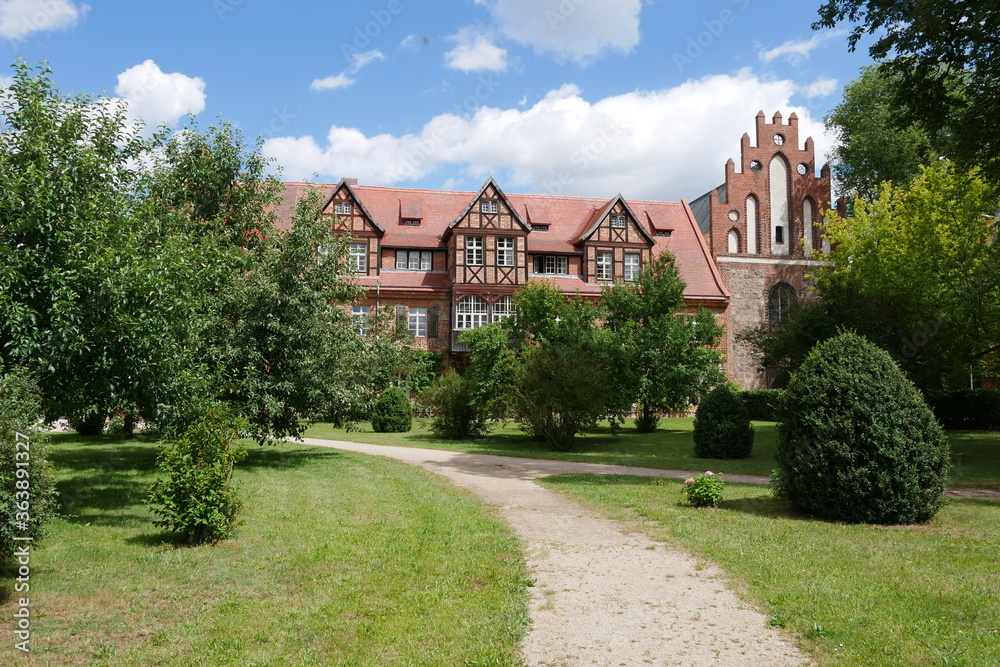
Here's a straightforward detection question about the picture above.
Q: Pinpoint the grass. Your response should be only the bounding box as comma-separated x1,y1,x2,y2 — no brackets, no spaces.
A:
303,418,1000,489
536,474,1000,667
0,433,530,666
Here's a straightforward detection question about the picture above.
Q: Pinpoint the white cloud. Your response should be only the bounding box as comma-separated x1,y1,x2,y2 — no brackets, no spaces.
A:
477,0,640,64
802,77,838,98
263,69,833,201
114,60,206,130
310,74,354,91
311,50,384,93
400,34,419,51
445,27,508,73
0,0,88,40
758,30,846,65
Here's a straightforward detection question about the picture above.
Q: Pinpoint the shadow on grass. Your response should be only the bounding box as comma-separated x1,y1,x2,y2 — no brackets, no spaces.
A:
239,444,345,470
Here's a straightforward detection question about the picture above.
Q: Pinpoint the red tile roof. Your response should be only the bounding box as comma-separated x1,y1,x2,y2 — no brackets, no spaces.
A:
274,181,727,302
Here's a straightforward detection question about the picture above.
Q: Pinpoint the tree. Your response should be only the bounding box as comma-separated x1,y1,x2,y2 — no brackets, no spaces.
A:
603,252,724,432
816,0,1000,186
825,64,944,200
743,160,1000,390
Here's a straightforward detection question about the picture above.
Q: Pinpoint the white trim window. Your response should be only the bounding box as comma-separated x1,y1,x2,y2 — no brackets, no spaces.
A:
492,295,514,322
533,255,569,275
466,236,484,265
497,237,515,267
624,253,640,281
349,242,367,273
481,200,498,214
408,307,427,337
610,214,627,228
455,295,488,330
334,202,352,215
351,305,370,336
596,251,612,280
396,250,433,271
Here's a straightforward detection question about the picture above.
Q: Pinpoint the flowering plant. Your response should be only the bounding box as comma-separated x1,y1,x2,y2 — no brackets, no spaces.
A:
680,471,724,508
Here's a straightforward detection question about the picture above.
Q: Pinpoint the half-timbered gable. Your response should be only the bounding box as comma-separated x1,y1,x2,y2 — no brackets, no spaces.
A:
448,178,531,288
321,178,383,278
576,195,655,283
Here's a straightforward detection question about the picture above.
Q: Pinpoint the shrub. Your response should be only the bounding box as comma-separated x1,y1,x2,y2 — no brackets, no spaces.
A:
426,371,490,440
740,389,785,422
148,407,246,544
775,332,950,524
0,370,59,565
371,386,412,433
680,471,724,507
693,384,755,459
69,411,106,435
925,389,1000,430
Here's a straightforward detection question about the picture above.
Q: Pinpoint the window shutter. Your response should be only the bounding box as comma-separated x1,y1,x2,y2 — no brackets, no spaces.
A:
427,305,439,338
395,305,407,333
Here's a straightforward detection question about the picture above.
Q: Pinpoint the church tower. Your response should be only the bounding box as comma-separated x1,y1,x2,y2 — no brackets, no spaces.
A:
690,111,841,388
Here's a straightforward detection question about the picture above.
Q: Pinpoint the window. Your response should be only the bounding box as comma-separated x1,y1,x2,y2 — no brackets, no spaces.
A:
334,202,352,215
775,226,785,244
395,250,432,271
349,243,367,272
768,283,796,328
455,295,487,330
402,219,421,226
481,200,498,214
492,295,514,322
596,251,612,280
408,307,427,337
351,305,370,336
727,229,739,254
655,230,672,238
533,255,568,275
624,254,640,281
533,224,550,232
610,215,627,228
466,236,484,265
497,237,515,266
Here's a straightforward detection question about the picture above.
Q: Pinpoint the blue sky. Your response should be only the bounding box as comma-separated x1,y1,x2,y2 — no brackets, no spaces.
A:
2,0,875,201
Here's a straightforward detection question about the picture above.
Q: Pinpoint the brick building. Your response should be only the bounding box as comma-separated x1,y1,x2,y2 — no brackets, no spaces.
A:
274,111,837,388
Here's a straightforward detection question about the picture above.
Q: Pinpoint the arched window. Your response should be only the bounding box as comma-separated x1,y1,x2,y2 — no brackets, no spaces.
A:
455,295,488,330
492,295,514,322
768,283,797,328
770,157,790,256
803,198,814,257
727,229,740,254
745,196,758,254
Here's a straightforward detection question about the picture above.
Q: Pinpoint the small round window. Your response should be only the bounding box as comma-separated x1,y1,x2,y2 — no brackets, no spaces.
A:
750,160,763,173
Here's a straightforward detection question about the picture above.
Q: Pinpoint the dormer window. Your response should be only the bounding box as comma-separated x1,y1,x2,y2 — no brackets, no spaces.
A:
402,218,421,226
610,215,627,228
481,200,498,214
655,230,673,238
533,224,550,232
334,202,352,215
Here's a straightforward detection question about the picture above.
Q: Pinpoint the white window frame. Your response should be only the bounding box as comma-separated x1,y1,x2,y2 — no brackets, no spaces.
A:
349,242,367,273
624,254,640,281
334,202,352,215
481,200,498,214
466,236,484,265
534,255,569,275
497,237,515,267
396,250,432,271
455,295,488,330
492,295,514,322
408,307,427,338
351,305,370,336
596,251,612,281
610,215,627,228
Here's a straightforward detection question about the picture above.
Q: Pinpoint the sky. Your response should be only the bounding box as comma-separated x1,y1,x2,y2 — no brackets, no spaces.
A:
1,0,876,201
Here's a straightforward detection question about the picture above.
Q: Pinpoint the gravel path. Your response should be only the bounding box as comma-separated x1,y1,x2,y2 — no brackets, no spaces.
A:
298,438,809,666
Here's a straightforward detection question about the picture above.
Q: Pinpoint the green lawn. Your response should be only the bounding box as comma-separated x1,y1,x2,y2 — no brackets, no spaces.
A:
304,418,1000,489
0,434,530,666
537,475,1000,667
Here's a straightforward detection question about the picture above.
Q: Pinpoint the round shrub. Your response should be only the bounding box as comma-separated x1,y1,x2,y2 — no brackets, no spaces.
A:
426,371,490,439
371,386,413,433
774,332,950,524
69,411,106,435
693,384,754,459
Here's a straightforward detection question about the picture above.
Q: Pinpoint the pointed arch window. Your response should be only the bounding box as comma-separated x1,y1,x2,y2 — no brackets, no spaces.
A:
745,196,758,254
768,283,797,328
727,229,740,254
